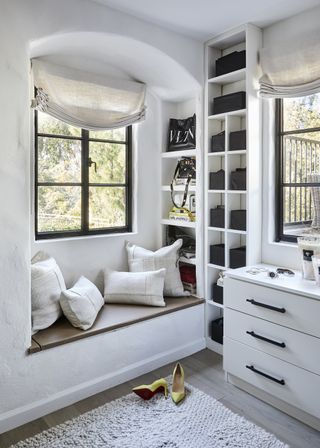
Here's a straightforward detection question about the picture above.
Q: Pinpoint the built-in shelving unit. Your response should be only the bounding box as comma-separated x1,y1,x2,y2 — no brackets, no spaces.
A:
160,96,204,298
204,24,262,355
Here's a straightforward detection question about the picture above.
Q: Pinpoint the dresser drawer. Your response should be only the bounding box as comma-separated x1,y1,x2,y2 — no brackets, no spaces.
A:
224,337,320,418
225,277,320,338
225,308,320,375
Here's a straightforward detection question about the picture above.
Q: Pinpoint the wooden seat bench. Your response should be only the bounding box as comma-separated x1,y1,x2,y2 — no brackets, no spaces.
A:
29,296,204,354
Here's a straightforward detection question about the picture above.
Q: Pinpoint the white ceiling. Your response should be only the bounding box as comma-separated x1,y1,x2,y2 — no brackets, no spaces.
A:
92,0,320,40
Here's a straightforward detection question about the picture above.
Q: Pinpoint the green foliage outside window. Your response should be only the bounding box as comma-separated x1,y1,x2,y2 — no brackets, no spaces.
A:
35,112,131,237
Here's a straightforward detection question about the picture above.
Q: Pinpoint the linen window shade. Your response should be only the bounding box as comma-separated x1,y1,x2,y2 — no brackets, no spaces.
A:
31,59,146,130
259,35,320,98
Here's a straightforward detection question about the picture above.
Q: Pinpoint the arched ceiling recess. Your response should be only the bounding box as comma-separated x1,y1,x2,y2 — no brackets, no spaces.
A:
30,32,200,102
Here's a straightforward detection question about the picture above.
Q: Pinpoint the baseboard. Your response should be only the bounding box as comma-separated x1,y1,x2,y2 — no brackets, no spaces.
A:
0,338,205,434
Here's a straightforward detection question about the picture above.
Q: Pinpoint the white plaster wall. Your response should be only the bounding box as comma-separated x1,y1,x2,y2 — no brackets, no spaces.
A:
261,5,320,269
0,0,203,429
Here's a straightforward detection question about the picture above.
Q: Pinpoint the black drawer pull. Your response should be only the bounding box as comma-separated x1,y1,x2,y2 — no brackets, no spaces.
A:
246,298,286,313
246,331,286,348
246,364,285,385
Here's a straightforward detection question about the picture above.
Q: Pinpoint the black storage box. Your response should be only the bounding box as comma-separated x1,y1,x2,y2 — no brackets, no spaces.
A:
212,283,223,304
211,318,223,344
210,206,225,228
230,168,246,190
230,246,246,269
213,91,246,115
216,50,246,77
209,170,225,190
211,131,225,152
230,209,246,231
229,130,246,151
210,244,225,266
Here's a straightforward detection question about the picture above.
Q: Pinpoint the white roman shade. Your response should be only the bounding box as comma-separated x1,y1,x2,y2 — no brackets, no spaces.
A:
31,59,146,130
259,35,320,98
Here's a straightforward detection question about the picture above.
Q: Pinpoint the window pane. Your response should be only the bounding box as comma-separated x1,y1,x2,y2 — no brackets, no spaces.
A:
38,137,81,183
283,186,313,237
37,111,81,137
283,94,320,132
37,186,81,233
89,187,126,229
89,142,126,184
89,128,126,141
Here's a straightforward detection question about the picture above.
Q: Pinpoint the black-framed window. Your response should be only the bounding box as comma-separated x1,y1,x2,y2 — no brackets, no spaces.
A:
276,93,320,242
35,111,132,239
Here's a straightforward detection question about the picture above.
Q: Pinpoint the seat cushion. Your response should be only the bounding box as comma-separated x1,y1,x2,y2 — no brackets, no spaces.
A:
126,240,185,297
104,269,166,307
31,252,65,333
60,276,104,330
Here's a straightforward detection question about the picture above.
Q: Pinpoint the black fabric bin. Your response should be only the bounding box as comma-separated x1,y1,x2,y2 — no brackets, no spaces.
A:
230,246,246,269
210,206,225,228
211,131,225,152
210,244,225,266
213,91,246,115
212,283,223,304
230,210,246,231
230,168,246,190
209,170,225,190
211,318,223,344
216,50,246,76
229,130,246,151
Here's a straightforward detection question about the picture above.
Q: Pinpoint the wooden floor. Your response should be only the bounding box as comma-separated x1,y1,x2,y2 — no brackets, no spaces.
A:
1,349,320,447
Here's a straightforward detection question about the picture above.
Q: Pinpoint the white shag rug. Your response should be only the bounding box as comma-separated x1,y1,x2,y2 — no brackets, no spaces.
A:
12,380,289,448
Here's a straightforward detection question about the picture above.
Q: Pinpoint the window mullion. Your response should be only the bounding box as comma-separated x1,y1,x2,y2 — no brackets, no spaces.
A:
82,129,90,233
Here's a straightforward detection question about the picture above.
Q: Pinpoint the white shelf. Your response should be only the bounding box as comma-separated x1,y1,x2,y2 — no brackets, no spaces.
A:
208,109,246,120
208,151,225,157
227,150,246,155
208,226,225,232
161,149,196,158
161,219,196,228
179,257,196,265
161,185,196,192
208,190,247,194
208,263,226,270
227,228,247,235
208,68,246,85
206,337,223,355
207,300,224,309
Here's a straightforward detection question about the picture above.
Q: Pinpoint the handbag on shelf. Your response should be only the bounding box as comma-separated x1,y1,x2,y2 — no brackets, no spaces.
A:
167,114,196,151
170,157,196,223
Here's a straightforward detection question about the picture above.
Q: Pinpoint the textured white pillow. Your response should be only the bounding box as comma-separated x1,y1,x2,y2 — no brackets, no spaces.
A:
60,276,104,330
126,239,185,297
104,269,166,307
31,252,66,333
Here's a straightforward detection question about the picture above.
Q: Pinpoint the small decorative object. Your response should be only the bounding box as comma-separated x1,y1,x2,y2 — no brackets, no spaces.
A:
246,267,268,275
267,270,278,279
167,114,196,151
297,236,320,280
312,255,320,286
276,267,295,277
217,271,225,287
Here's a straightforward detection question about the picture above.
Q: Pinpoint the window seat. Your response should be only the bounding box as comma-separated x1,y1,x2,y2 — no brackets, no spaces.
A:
29,296,204,354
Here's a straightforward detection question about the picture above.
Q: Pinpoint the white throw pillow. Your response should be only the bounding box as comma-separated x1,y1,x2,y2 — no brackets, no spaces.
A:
126,239,186,297
60,276,104,330
31,252,66,333
104,269,166,307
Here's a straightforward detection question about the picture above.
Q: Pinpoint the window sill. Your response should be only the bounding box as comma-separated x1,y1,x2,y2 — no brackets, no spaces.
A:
34,231,138,244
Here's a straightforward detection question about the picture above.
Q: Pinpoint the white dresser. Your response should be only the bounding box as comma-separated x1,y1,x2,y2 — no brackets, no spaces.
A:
224,265,320,430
